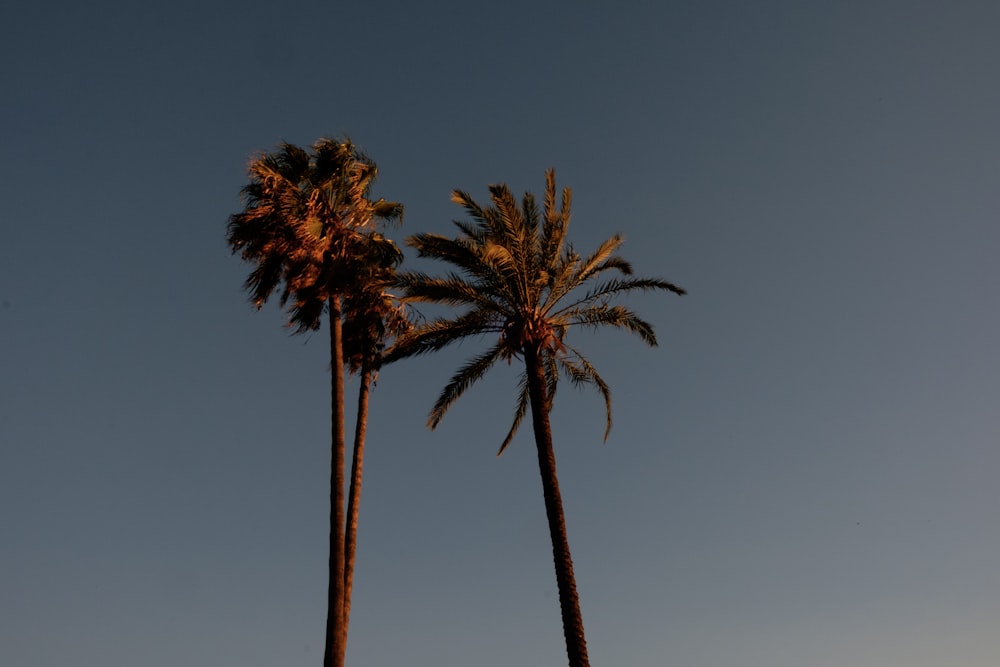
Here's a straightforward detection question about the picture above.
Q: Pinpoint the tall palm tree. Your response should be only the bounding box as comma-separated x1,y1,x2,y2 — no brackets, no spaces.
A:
226,138,402,667
385,170,684,667
339,232,411,647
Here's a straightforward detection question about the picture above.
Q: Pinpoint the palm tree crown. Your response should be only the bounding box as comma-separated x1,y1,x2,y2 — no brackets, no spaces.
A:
387,168,685,452
227,138,403,330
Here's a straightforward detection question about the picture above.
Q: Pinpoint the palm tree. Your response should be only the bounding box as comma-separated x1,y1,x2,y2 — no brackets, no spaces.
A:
339,232,411,647
226,138,402,667
385,170,684,667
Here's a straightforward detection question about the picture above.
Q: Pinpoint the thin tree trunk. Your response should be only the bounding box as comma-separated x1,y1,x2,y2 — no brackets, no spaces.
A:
324,295,347,667
523,345,591,667
341,356,372,650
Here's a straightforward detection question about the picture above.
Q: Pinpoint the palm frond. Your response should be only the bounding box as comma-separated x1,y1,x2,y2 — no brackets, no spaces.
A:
452,218,486,244
559,304,659,346
407,233,503,284
544,172,574,264
371,198,405,226
573,234,627,281
521,191,541,259
450,189,490,225
394,271,509,313
382,310,501,362
480,242,523,299
429,342,507,429
243,255,285,307
538,259,576,311
486,184,534,305
496,350,560,456
551,277,686,319
556,346,613,441
487,183,522,242
497,373,530,456
539,170,570,281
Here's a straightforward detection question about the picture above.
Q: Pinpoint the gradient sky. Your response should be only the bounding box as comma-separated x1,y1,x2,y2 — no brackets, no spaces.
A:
2,1,999,666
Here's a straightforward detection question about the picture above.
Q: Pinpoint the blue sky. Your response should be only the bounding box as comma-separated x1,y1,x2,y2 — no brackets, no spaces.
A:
2,1,999,665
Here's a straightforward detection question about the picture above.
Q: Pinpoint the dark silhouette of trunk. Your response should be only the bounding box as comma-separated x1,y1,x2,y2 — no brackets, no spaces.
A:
324,295,347,667
341,354,372,649
523,344,591,667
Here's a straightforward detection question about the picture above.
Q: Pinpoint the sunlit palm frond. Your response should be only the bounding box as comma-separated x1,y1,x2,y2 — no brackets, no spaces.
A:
394,272,509,313
476,184,533,306
521,191,541,258
488,183,522,239
572,234,627,281
576,256,633,283
519,191,548,306
480,242,523,298
371,198,404,226
539,171,570,272
551,277,686,319
493,184,531,262
559,303,659,346
407,233,502,283
540,251,584,313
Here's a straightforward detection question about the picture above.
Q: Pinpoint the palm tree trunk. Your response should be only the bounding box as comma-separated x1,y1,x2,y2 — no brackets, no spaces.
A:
324,295,347,667
341,356,372,650
523,345,591,667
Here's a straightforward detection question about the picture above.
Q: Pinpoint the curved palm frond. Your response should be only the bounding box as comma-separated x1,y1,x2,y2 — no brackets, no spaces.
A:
394,272,510,313
573,234,627,281
555,345,613,441
497,373,530,456
383,309,502,362
550,277,687,321
407,233,504,284
496,351,559,456
480,241,524,299
450,189,491,227
558,304,660,346
429,342,508,429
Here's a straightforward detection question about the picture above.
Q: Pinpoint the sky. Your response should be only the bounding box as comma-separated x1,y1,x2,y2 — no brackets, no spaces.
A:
2,1,999,665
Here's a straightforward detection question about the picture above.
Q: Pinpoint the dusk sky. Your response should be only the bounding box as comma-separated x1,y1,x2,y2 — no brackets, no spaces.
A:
3,1,999,666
